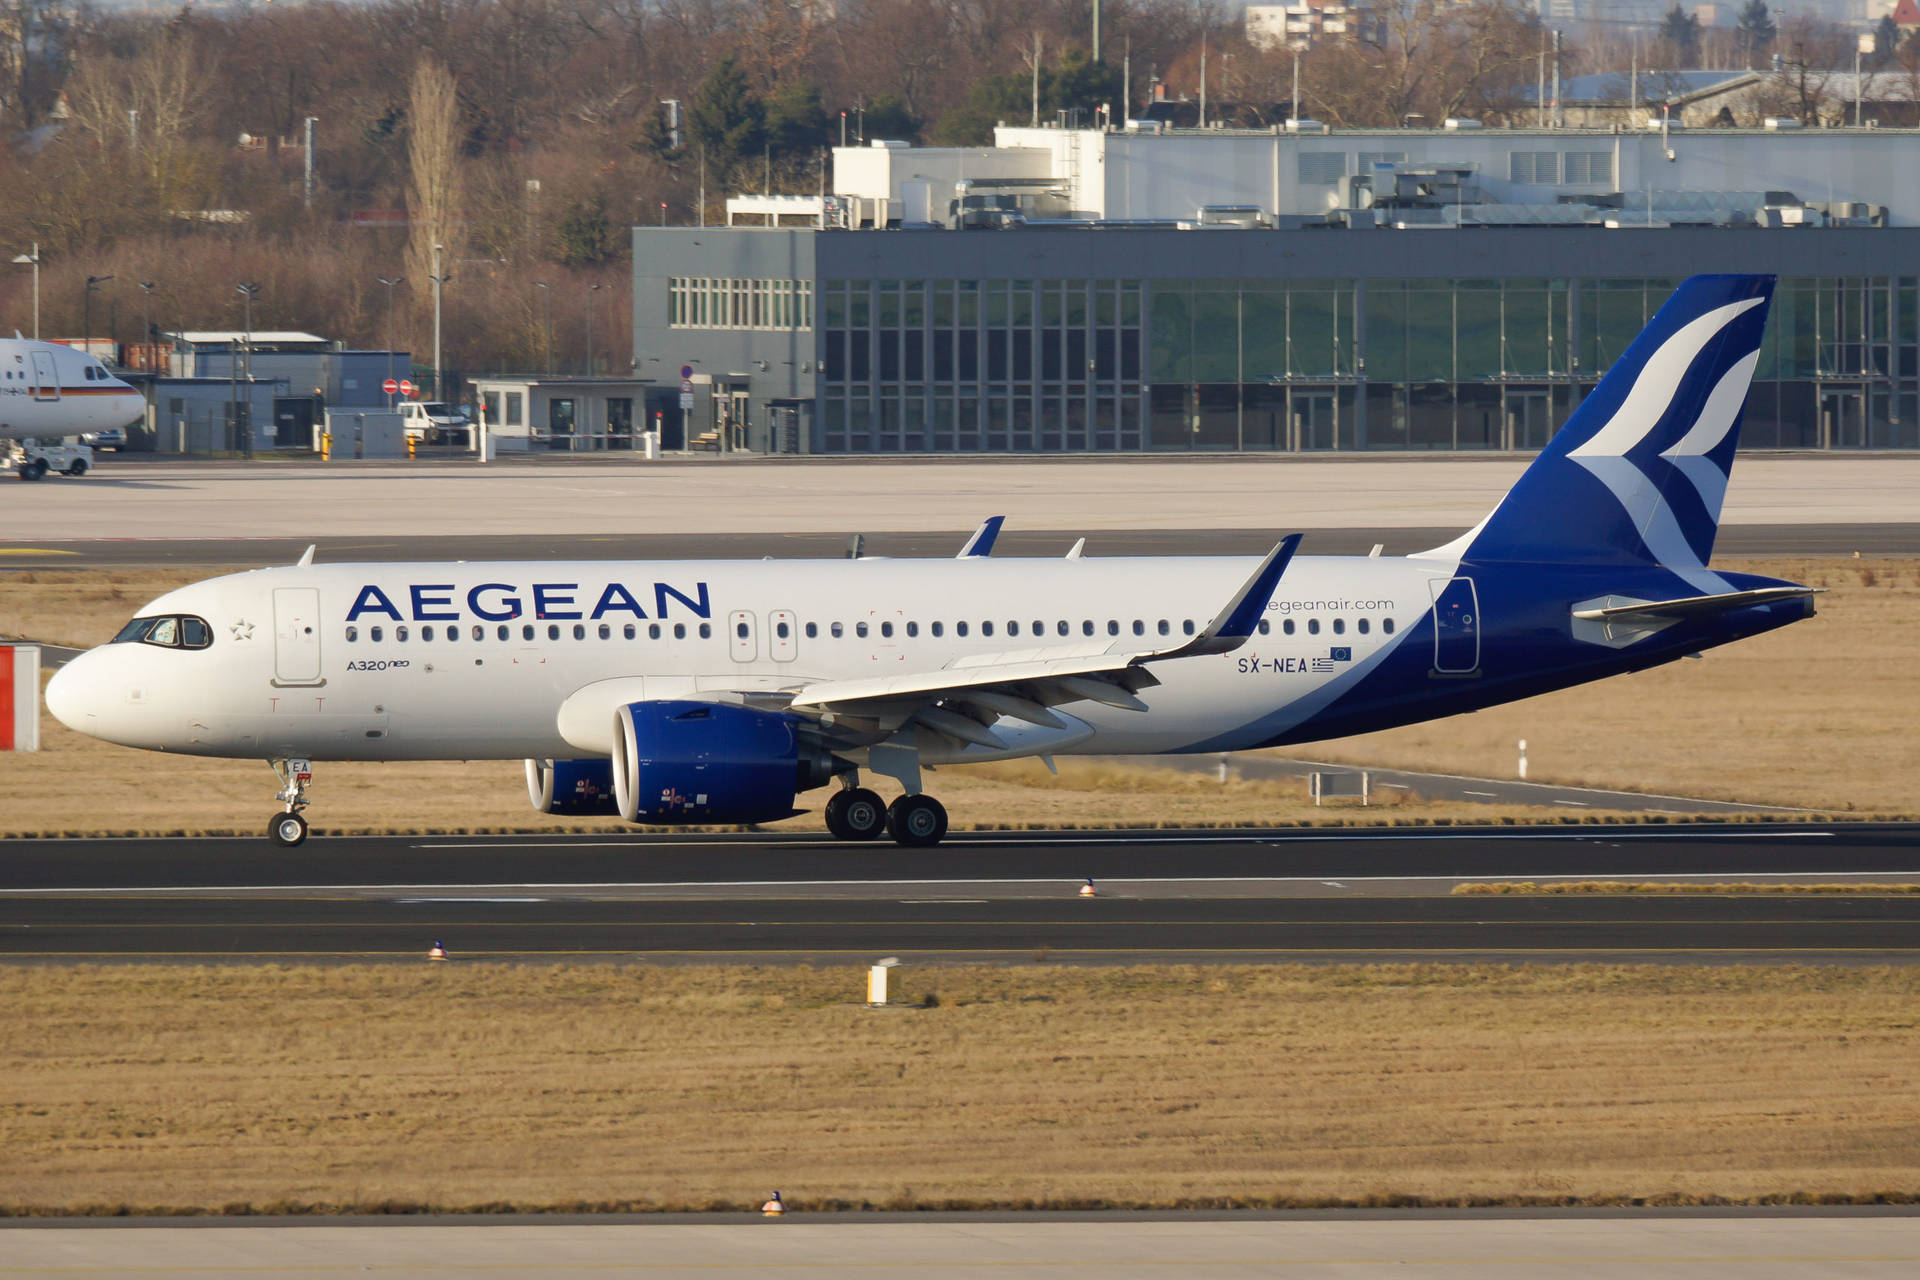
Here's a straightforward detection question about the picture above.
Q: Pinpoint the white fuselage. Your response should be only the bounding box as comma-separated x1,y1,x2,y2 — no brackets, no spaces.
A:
50,555,1448,763
0,338,143,441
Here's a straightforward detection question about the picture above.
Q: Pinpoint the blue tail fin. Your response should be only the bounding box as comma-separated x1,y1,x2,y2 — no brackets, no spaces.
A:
1443,274,1774,580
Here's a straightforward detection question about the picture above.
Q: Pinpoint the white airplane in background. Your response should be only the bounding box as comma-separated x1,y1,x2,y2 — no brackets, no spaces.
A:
0,334,144,466
48,276,1818,847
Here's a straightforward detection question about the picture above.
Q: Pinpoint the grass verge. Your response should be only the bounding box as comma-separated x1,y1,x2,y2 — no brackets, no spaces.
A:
4,963,1919,1213
1454,881,1920,895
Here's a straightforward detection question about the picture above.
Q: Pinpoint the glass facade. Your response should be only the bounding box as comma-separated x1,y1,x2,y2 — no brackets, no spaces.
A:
669,277,812,330
813,273,1920,451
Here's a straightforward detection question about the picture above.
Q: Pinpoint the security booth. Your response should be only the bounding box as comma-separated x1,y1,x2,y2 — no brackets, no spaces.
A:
473,376,669,453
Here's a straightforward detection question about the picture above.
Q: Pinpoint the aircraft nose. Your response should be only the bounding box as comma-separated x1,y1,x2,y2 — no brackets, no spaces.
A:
45,650,102,733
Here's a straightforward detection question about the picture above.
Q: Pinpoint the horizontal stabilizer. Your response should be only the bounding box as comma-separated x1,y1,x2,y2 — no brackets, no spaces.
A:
1571,586,1818,624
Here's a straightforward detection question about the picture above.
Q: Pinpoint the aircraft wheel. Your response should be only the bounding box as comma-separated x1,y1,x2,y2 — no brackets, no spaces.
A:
887,794,948,848
268,811,309,847
830,788,888,841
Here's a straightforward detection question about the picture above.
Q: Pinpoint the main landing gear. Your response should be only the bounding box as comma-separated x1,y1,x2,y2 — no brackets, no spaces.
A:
823,776,949,847
268,757,313,847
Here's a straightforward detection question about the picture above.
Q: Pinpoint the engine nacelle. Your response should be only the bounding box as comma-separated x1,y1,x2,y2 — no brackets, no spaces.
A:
525,757,620,816
610,700,837,825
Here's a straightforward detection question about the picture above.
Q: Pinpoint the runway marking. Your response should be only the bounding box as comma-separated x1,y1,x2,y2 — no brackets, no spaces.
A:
7,866,1902,897
1463,790,1498,797
409,830,1838,850
0,548,79,556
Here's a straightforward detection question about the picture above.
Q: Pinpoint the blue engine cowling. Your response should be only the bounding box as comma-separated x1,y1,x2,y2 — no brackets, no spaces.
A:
610,700,838,825
525,757,621,816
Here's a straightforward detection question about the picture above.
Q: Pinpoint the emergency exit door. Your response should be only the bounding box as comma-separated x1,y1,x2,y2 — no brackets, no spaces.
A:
272,587,324,685
1429,577,1480,675
728,609,757,662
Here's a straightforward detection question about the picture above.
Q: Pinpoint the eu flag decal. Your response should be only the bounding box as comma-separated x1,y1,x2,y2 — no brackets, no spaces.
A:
1330,646,1352,662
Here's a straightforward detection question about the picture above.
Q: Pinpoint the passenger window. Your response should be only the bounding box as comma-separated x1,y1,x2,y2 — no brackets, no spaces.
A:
698,623,711,639
805,622,817,638
1033,620,1044,635
624,624,636,640
547,624,559,640
570,624,583,640
472,625,484,641
931,621,943,637
674,623,687,639
1384,618,1396,635
1308,619,1320,635
382,626,393,642
1182,620,1196,635
905,621,918,637
1332,618,1345,635
881,621,894,638
1283,619,1295,636
1056,621,1068,636
1132,620,1143,636
446,626,458,642
832,622,845,638
962,621,974,637
499,625,511,640
346,625,359,643
1007,621,1019,636
599,623,612,640
1106,620,1118,636
1258,619,1270,635
649,624,661,639
1358,618,1370,635
777,621,791,639
1157,620,1170,636
736,621,749,639
422,625,436,641
856,622,869,638
1081,621,1094,636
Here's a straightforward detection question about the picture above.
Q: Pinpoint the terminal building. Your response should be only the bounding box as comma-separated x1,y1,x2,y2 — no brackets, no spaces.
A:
632,121,1920,454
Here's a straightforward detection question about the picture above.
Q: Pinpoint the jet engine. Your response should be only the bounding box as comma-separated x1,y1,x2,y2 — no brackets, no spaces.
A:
610,700,839,824
525,757,621,816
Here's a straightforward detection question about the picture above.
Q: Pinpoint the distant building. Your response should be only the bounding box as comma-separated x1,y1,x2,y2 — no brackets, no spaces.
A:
1244,1,1385,51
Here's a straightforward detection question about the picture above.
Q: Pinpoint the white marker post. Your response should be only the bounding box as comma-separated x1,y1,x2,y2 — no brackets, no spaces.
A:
1518,739,1528,781
1,644,40,751
867,956,900,1007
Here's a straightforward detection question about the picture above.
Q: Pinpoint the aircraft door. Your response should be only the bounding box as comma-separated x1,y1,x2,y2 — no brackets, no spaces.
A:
1428,577,1480,675
728,609,757,662
272,587,324,686
30,349,58,401
768,609,797,662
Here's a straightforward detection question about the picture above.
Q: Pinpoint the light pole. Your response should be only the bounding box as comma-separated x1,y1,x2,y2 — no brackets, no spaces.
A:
235,282,259,458
429,243,447,402
534,281,551,376
585,283,603,376
84,275,113,355
376,275,399,406
11,244,38,339
137,280,156,381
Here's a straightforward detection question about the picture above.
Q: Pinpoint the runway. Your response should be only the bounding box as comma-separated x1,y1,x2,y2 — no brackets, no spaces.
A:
1,522,1913,565
4,826,1916,963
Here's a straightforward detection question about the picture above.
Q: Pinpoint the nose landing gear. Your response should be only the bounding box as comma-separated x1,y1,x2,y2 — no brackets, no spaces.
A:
268,758,313,846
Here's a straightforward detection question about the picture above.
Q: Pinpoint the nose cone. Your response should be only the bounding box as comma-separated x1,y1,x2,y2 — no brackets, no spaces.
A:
44,652,92,733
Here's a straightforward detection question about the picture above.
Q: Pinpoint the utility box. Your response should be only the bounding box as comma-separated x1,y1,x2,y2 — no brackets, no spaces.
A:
320,409,407,460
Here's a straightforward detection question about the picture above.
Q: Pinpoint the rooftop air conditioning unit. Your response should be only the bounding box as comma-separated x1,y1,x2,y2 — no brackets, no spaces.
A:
1285,118,1328,133
1762,117,1802,130
1443,118,1483,130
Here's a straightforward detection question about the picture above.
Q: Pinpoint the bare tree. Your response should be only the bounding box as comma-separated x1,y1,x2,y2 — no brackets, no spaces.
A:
405,57,466,296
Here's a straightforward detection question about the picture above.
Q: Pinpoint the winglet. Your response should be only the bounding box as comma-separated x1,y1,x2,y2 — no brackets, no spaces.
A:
296,544,317,568
957,516,1005,558
1152,534,1301,660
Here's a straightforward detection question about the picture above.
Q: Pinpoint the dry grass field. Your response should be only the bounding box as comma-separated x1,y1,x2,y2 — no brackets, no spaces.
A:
4,963,1918,1213
1,557,1912,833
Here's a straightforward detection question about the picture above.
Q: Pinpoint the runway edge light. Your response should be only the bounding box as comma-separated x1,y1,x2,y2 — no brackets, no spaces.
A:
428,939,449,962
867,956,900,1006
761,1191,785,1217
1080,879,1098,898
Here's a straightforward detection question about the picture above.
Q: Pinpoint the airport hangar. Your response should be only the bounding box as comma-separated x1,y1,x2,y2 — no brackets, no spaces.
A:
630,122,1920,456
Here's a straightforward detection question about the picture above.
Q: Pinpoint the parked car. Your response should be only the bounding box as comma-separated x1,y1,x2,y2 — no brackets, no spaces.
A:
398,401,471,447
80,427,124,451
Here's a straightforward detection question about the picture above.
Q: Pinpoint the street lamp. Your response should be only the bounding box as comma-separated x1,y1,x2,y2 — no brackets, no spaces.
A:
11,244,38,339
84,275,113,355
376,275,399,406
534,281,552,376
585,283,603,376
235,282,260,458
429,243,449,403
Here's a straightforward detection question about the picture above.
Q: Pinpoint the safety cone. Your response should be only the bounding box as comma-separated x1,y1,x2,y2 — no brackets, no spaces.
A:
1079,879,1098,898
761,1190,786,1217
427,939,449,961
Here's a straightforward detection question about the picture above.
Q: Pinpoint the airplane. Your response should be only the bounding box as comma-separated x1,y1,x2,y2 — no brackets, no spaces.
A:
47,274,1818,848
0,334,144,475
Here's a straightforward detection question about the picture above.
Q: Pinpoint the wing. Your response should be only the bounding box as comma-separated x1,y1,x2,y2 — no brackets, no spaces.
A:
787,535,1301,748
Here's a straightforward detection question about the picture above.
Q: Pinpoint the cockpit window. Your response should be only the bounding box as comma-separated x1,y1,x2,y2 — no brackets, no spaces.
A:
111,614,213,650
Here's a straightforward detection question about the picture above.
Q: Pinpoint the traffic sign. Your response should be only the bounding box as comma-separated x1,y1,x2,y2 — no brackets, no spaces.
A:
679,365,693,379
680,378,694,394
399,379,415,397
679,392,694,410
382,378,399,395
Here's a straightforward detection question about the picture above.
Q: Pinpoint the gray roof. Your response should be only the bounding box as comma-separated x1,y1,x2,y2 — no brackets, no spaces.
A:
1518,70,1758,107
